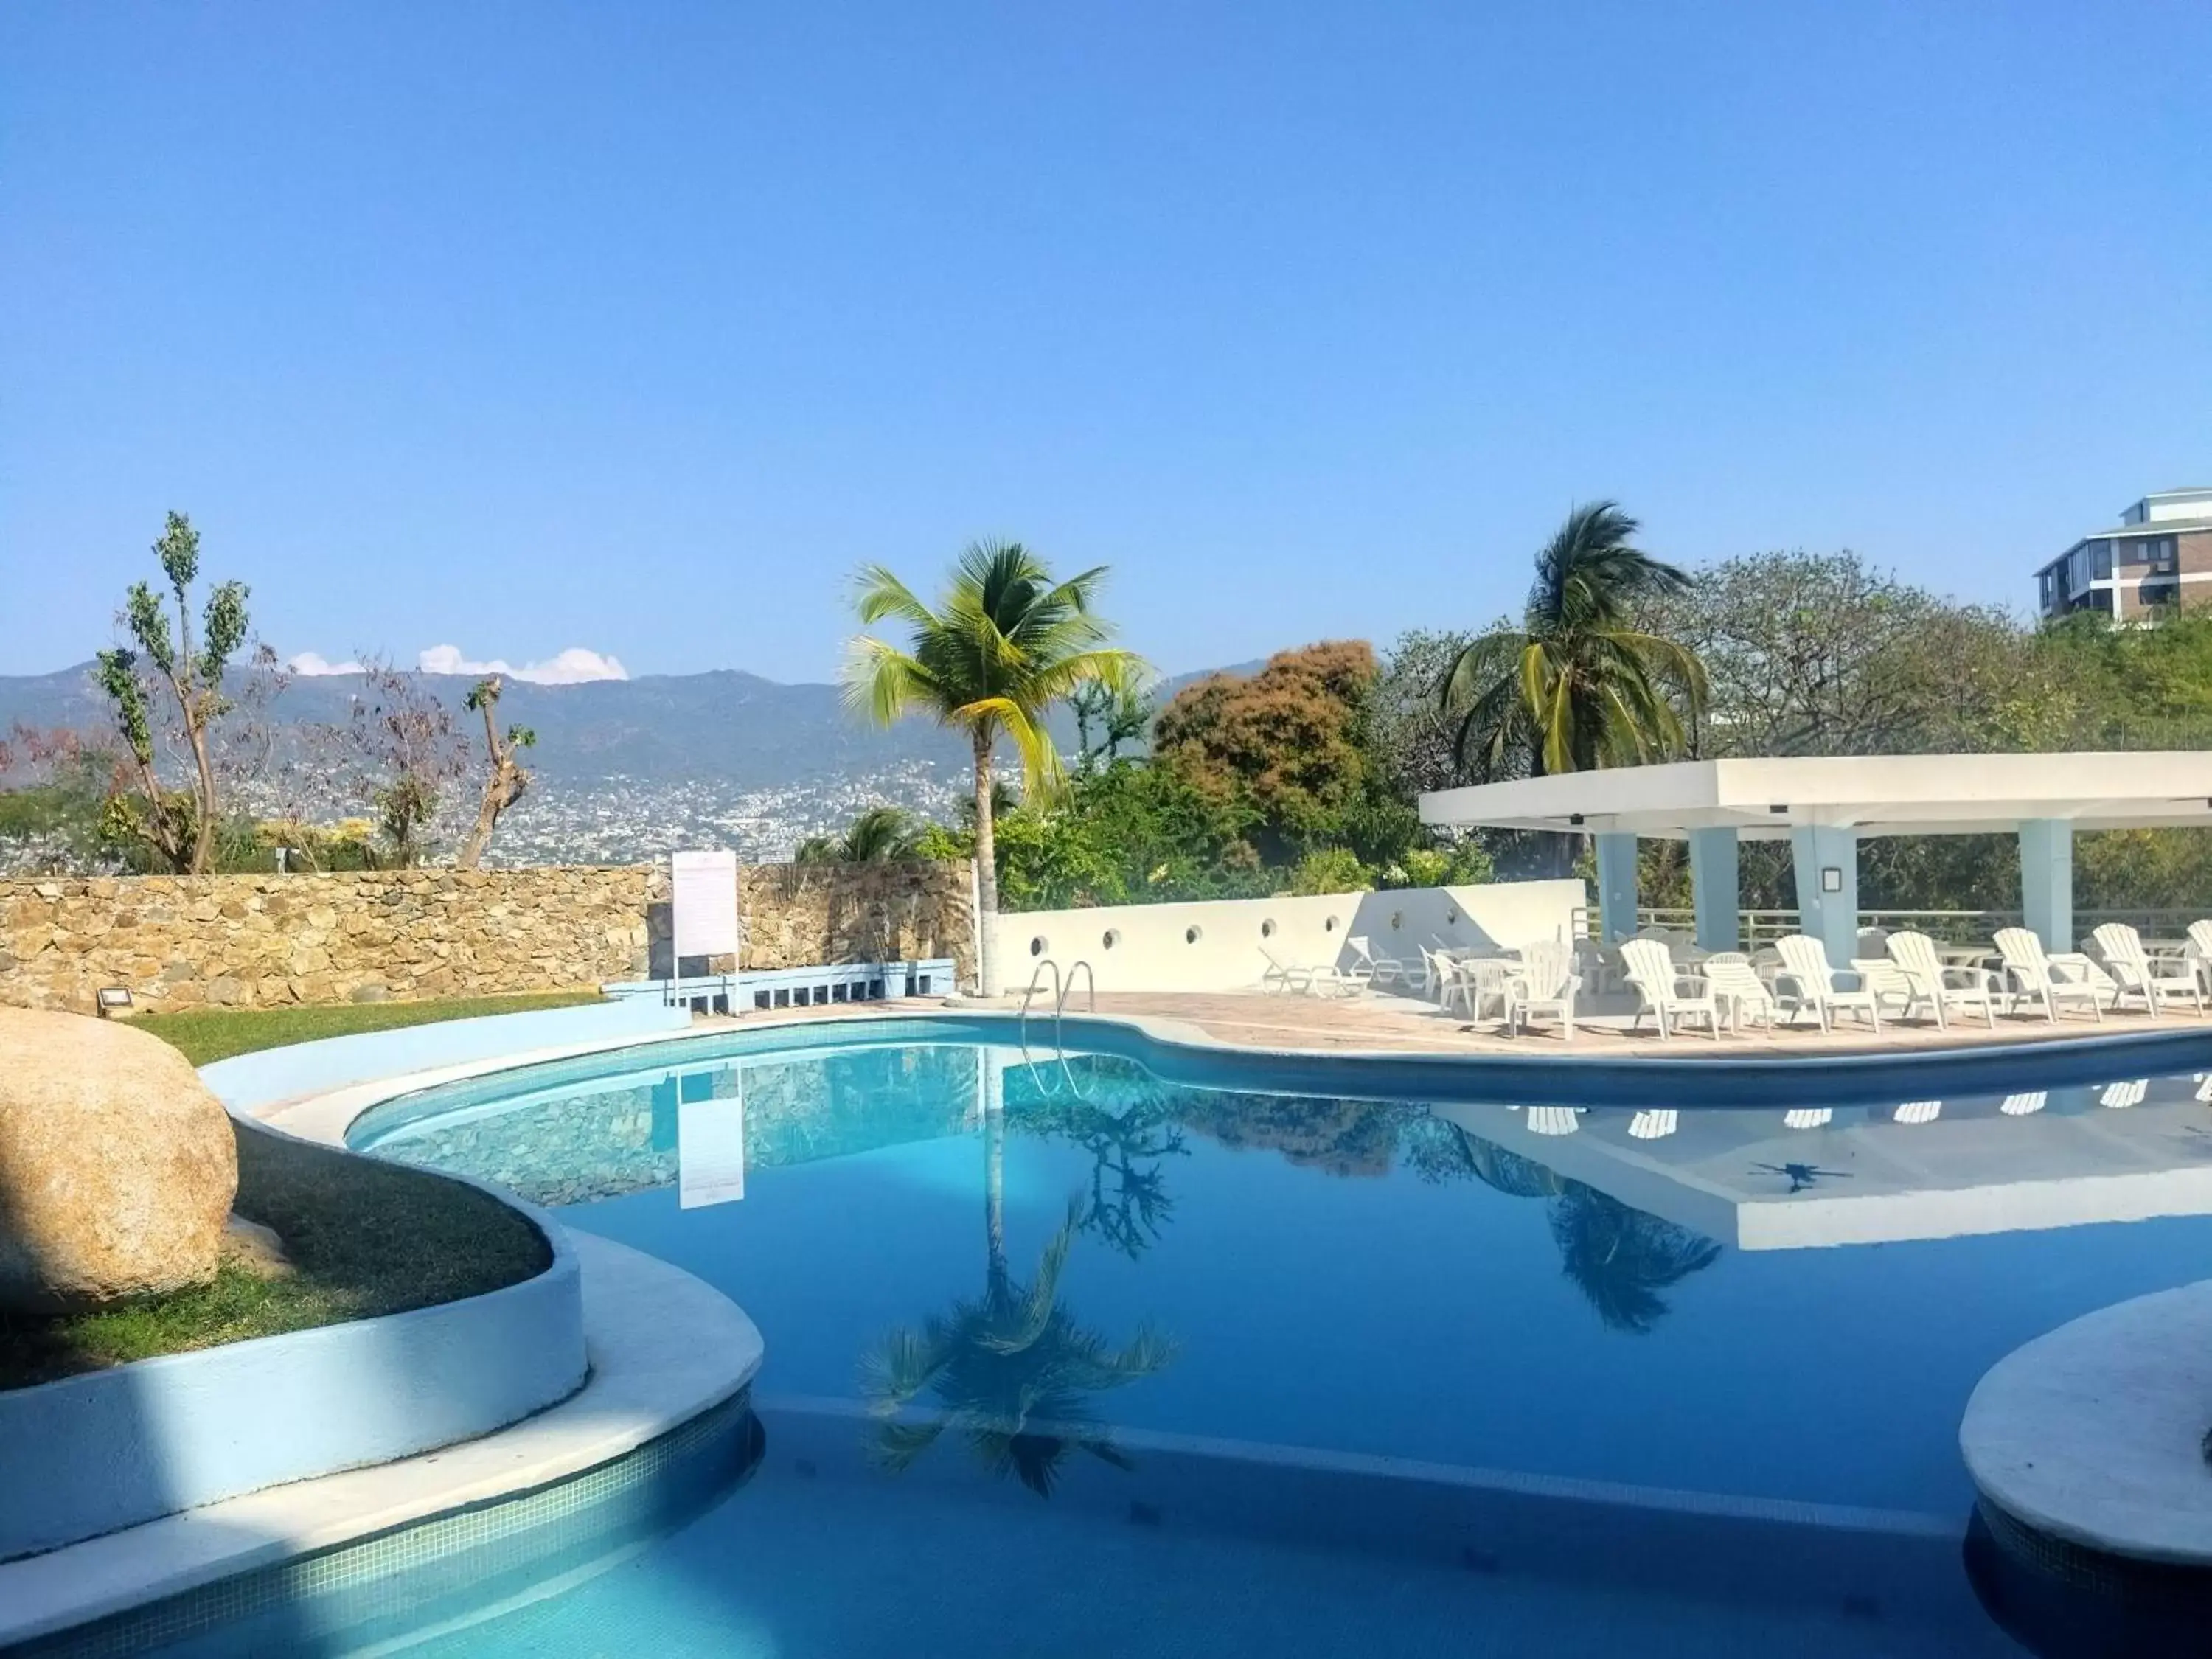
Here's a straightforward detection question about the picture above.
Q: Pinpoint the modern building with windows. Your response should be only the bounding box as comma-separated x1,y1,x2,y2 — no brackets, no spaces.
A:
2034,487,2212,622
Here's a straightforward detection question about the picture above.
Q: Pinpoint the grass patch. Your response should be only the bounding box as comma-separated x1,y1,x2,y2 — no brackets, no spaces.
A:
133,989,605,1066
0,1120,551,1391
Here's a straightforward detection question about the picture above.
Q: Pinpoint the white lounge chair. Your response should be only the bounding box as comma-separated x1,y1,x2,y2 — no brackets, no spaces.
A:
2100,1078,2149,1109
1618,937,1722,1040
1701,952,1780,1035
1893,1099,1941,1125
1346,935,1413,990
1628,1109,1678,1140
1502,939,1579,1041
1417,945,1455,1002
1849,954,1924,1025
1773,935,1882,1034
1993,928,2104,1023
1783,1107,1833,1129
1259,944,1368,998
2091,923,2205,1018
1884,931,2000,1030
2185,920,2212,995
1573,936,1624,996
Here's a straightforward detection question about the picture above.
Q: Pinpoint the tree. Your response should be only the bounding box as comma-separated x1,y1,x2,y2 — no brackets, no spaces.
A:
1071,678,1155,771
1372,627,1477,797
456,675,537,869
1635,549,2053,758
94,512,251,873
0,726,113,874
795,804,925,865
1440,503,1705,787
989,761,1267,910
347,660,466,866
843,540,1145,995
1153,641,1380,864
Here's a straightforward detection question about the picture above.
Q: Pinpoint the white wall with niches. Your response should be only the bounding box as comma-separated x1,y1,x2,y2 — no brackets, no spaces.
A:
991,879,1587,995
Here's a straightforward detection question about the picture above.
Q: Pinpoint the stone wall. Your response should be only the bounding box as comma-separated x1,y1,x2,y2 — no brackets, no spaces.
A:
0,860,976,1015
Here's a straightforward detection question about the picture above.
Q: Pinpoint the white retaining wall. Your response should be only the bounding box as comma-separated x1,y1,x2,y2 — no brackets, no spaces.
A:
990,880,1587,995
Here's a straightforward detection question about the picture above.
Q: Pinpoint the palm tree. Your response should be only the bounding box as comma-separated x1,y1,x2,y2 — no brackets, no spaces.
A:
844,541,1145,994
793,804,922,865
1439,503,1706,786
859,1096,1176,1497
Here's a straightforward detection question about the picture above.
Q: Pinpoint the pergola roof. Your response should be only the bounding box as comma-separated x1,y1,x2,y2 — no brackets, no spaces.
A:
1418,753,2212,840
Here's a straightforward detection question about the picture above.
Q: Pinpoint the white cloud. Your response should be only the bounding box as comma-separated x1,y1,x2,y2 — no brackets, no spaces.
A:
417,644,630,685
288,651,366,676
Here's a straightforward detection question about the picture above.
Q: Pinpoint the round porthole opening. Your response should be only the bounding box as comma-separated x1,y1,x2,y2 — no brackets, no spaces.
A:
1185,925,1204,945
1445,909,1459,925
1260,919,1276,939
1390,911,1404,931
1102,929,1121,950
1029,936,1048,957
1324,916,1338,933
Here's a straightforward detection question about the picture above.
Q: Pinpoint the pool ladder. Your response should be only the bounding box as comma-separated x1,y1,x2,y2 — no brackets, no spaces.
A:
1016,957,1096,1097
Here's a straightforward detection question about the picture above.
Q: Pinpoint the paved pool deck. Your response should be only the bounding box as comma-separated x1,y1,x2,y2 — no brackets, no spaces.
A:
1065,988,2204,1058
660,986,2200,1062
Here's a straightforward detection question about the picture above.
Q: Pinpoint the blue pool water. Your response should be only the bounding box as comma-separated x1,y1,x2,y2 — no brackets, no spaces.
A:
208,1026,2212,1652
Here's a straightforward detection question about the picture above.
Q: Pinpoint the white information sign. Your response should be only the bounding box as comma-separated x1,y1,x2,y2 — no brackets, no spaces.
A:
670,849,742,970
677,1076,746,1209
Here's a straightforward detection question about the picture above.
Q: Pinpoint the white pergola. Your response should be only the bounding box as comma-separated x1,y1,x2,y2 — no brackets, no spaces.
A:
1419,752,2212,959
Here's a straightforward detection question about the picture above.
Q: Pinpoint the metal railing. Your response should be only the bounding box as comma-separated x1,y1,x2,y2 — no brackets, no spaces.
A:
1635,905,2208,947
1015,958,1096,1097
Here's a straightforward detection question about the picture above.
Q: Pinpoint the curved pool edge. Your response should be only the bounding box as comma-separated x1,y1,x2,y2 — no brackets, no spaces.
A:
0,1232,763,1651
251,1004,2212,1148
0,1130,588,1562
1962,1278,2212,1570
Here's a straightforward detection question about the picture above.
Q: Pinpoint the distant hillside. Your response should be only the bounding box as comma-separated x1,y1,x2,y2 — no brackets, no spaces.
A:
0,660,1262,790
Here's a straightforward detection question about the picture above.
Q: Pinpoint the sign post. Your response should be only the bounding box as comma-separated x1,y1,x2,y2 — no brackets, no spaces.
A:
670,849,742,978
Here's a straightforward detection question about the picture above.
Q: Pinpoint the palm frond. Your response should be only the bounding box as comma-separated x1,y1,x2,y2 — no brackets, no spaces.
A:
869,1416,948,1472
840,637,937,728
850,563,939,630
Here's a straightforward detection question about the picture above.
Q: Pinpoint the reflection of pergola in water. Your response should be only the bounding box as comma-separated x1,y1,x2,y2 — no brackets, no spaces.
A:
1419,751,2212,960
1439,1074,2212,1250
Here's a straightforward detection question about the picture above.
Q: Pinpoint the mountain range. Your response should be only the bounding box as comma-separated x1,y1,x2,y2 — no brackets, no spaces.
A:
0,660,1255,790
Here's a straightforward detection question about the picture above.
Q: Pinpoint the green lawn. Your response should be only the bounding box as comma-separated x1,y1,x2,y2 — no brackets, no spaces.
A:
133,989,605,1066
0,1119,552,1390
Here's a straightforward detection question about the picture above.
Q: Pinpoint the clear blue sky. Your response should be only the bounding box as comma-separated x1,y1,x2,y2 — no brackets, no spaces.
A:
4,1,2207,682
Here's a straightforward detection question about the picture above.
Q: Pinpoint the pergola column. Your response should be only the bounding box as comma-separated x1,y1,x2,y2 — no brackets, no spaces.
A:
1593,832,1638,943
1790,824,1859,966
2019,818,2074,951
1688,827,1740,951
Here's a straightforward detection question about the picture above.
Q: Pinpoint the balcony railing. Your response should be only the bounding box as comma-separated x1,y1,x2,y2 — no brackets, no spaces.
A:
1633,906,2204,947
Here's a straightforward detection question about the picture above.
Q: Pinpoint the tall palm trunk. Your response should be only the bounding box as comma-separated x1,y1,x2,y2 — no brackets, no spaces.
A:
972,730,1001,996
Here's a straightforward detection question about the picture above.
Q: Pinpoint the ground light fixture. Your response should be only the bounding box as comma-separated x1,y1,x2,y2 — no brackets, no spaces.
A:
94,987,133,1017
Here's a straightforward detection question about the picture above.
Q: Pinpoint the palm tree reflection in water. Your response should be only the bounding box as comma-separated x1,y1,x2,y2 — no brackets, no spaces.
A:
859,1097,1176,1498
1455,1123,1725,1334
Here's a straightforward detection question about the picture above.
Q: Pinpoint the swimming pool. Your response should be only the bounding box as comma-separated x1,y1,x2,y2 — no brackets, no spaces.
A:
175,1021,2212,1652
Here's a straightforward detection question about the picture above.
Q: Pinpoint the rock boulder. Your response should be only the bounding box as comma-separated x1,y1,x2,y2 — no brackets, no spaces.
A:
0,1008,238,1313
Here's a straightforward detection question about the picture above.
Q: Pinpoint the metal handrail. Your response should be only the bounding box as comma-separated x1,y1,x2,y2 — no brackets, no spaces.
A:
1017,958,1068,1096
1015,957,1095,1100
1060,959,1096,1019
